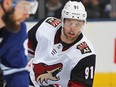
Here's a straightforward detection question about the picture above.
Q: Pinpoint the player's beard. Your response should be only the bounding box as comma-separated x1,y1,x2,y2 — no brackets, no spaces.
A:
2,12,20,33
63,28,77,41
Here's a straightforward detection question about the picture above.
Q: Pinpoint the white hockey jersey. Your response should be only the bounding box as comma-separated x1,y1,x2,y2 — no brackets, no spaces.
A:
28,17,96,87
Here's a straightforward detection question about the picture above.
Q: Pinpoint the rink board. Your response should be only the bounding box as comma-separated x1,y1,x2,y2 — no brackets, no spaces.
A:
93,73,116,87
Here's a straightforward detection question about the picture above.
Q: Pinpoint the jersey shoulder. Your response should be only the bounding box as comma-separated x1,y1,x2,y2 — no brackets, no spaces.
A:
35,17,61,40
44,17,61,28
69,35,96,60
77,34,95,55
28,17,61,36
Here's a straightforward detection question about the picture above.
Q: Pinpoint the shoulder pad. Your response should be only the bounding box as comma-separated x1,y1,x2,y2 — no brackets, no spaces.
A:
77,41,92,54
45,17,61,27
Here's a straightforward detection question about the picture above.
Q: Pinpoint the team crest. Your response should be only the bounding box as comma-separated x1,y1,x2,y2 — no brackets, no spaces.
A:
33,63,63,85
46,17,61,27
77,42,91,54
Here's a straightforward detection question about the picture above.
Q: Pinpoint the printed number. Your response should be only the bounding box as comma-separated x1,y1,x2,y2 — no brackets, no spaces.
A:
85,66,94,79
74,6,78,9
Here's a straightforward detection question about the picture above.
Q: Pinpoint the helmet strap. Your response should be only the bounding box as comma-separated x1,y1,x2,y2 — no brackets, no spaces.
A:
77,21,86,36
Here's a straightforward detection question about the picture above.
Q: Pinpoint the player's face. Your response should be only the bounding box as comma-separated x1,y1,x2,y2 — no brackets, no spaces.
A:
63,18,84,41
12,1,31,24
2,0,30,32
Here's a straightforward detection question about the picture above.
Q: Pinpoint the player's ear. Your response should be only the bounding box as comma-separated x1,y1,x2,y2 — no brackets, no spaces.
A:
3,0,12,11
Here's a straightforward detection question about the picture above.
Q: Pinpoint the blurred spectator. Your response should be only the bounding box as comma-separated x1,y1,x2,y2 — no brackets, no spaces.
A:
99,0,110,18
37,0,45,19
45,0,63,19
103,3,112,18
28,0,116,20
103,0,116,18
81,0,100,18
109,0,116,18
61,0,81,5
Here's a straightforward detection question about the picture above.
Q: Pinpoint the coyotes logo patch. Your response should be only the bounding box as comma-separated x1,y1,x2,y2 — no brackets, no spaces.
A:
46,17,61,27
77,42,92,54
33,63,63,85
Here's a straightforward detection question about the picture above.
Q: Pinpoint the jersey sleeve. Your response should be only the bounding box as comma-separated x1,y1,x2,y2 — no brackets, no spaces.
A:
1,23,28,67
27,19,44,59
68,54,96,87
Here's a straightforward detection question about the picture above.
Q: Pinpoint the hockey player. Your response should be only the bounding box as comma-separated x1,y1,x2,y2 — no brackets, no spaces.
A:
0,0,38,87
28,1,96,87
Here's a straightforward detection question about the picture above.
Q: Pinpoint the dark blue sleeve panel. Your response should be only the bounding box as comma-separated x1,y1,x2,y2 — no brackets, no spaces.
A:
0,23,28,68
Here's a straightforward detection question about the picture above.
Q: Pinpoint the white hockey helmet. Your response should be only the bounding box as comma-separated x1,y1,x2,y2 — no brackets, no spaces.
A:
61,1,87,21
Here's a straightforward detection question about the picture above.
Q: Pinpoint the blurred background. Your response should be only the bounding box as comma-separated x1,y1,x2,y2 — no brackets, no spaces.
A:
27,0,116,20
25,0,116,87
